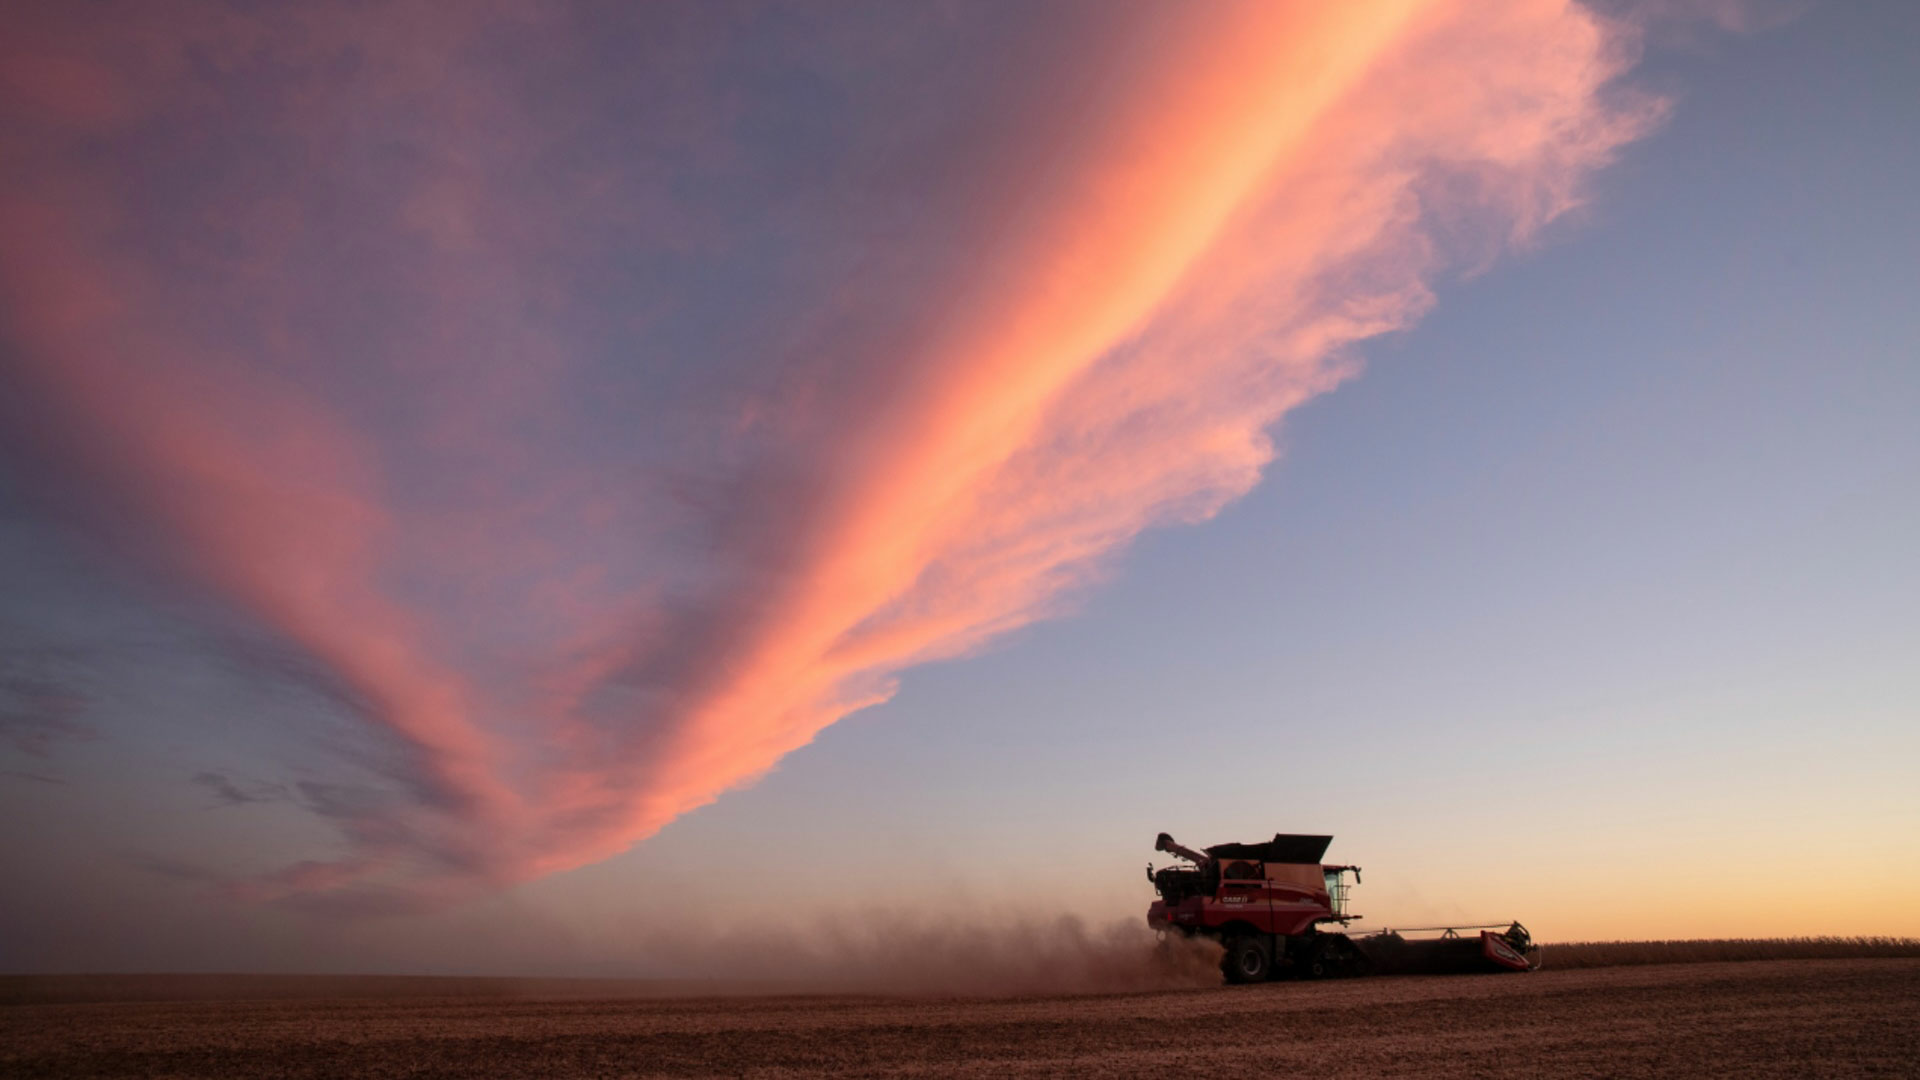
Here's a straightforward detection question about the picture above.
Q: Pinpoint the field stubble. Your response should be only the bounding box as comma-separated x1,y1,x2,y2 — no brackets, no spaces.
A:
3,949,1917,1078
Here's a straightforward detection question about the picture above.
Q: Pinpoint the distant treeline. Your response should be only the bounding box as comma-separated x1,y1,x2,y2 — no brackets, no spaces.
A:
1540,936,1920,970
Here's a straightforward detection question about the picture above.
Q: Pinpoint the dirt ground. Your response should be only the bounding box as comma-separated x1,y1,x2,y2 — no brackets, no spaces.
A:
3,958,1914,1078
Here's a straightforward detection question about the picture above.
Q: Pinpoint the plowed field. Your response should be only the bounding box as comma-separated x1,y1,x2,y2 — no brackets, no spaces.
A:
4,959,1915,1078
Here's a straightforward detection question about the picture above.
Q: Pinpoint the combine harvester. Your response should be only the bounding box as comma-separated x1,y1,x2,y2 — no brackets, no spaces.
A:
1146,831,1540,982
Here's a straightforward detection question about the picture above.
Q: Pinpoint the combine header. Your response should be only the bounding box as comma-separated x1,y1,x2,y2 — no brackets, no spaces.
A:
1146,831,1540,982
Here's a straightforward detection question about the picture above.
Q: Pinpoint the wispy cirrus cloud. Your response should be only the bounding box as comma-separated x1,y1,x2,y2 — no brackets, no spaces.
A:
191,771,290,807
0,656,96,761
0,0,1659,911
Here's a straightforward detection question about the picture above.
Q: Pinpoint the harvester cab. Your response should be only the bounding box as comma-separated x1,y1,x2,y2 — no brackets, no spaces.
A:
1147,830,1538,983
1323,863,1360,919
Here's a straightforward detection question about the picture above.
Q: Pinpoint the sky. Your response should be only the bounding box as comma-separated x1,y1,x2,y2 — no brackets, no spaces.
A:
1,0,1915,976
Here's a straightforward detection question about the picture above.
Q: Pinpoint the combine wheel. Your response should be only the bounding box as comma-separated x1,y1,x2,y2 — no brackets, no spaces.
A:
1341,937,1374,977
1304,936,1359,979
1221,936,1272,983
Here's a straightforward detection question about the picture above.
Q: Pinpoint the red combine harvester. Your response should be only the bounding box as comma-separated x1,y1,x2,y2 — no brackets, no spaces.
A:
1146,831,1540,982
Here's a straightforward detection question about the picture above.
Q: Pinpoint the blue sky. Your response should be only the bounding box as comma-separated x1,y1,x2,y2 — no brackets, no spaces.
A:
611,1,1919,943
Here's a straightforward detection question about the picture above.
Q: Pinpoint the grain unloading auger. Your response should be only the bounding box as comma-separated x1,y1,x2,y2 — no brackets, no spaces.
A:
1146,831,1542,982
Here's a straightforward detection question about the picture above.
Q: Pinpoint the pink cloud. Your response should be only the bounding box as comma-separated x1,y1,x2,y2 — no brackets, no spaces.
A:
0,1,1659,909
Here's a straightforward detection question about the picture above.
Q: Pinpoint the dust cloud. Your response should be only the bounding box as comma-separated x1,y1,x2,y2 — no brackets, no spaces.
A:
636,913,1224,997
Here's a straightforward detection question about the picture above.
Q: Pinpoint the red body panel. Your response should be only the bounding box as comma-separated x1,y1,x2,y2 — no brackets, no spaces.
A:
1146,865,1336,937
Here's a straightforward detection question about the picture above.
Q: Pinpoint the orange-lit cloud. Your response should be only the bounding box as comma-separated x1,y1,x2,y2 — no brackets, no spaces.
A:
0,1,1657,909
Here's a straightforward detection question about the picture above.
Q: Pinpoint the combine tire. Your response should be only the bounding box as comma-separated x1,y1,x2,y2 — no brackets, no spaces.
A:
1304,936,1359,979
1347,939,1375,977
1221,936,1271,983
